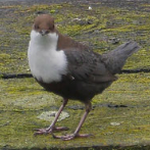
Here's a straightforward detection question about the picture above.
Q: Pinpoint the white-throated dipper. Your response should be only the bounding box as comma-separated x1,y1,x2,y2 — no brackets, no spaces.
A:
28,14,140,140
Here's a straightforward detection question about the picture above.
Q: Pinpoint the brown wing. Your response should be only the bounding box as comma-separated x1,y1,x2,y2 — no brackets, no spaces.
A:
64,48,117,83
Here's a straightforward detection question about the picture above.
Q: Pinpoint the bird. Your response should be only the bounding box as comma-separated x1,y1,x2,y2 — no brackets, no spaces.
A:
28,14,140,141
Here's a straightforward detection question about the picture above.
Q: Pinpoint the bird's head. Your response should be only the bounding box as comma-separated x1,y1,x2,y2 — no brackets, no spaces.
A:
31,14,59,45
33,14,56,36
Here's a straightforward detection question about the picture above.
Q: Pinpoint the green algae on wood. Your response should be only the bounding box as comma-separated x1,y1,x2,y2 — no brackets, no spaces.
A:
1,72,150,149
1,2,150,73
37,111,70,122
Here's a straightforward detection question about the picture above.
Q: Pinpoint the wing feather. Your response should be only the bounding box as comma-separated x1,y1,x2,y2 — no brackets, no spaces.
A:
64,49,117,83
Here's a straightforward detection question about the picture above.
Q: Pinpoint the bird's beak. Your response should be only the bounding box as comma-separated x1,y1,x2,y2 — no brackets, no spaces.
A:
40,30,48,36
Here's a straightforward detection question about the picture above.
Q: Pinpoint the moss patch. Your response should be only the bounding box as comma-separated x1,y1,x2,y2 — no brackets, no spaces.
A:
1,73,150,149
1,1,150,73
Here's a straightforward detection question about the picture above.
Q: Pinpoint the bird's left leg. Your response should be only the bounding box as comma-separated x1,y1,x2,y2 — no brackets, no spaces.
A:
53,101,92,140
34,98,68,135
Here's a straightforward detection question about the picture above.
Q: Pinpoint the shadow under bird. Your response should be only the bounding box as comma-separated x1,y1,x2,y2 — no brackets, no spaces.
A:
28,14,140,140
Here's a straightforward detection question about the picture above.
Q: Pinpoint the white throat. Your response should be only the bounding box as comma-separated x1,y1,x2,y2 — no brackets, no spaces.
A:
28,30,68,83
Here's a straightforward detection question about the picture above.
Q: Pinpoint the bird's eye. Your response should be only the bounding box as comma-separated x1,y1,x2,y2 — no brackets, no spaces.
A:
49,25,54,30
34,24,39,29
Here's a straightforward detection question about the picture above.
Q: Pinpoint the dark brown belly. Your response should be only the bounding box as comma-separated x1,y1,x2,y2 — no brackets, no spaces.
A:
36,78,112,102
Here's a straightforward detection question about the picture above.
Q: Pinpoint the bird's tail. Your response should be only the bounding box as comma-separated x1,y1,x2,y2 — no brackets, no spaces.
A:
101,41,140,74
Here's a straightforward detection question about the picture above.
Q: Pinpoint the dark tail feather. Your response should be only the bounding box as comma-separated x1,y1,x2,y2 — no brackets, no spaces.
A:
101,41,140,74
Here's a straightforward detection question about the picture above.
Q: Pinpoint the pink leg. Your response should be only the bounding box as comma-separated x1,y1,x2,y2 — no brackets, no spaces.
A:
34,98,68,135
53,101,92,140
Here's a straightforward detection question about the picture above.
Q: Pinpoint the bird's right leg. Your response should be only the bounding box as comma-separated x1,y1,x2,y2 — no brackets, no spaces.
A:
53,101,92,140
34,98,68,135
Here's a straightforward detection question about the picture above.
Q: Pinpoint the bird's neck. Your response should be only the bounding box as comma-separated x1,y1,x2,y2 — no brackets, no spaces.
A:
30,30,58,50
57,32,88,51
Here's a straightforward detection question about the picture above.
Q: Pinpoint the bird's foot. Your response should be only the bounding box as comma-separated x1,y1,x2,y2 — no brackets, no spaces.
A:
34,128,50,135
53,133,92,141
53,126,69,132
34,126,69,135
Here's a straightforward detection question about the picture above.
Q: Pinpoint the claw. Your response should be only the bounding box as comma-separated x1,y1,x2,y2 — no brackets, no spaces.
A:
52,133,92,141
34,128,51,136
34,126,69,136
54,126,69,131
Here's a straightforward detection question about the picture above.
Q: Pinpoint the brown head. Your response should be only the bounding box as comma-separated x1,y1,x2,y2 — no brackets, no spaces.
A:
33,14,56,36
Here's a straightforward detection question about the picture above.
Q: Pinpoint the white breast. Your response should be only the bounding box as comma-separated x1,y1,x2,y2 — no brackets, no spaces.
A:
28,30,68,83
